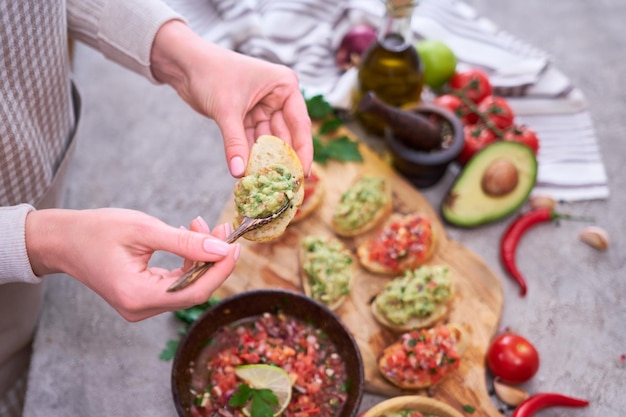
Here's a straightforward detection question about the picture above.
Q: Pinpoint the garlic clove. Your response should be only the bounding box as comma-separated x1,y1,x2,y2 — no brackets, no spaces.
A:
579,226,610,250
528,194,556,210
493,378,529,406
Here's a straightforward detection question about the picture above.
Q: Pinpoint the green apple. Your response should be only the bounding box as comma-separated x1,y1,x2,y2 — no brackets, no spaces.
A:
416,39,457,90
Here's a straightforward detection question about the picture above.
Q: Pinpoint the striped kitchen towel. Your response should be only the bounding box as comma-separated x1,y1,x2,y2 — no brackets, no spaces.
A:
164,0,609,201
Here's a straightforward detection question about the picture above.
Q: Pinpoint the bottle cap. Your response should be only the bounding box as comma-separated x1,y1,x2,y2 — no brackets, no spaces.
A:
385,0,417,17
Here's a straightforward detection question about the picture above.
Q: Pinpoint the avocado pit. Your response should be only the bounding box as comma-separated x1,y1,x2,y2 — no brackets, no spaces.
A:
481,158,519,197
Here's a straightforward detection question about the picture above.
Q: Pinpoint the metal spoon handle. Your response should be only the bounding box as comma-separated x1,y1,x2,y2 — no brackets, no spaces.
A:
166,198,290,293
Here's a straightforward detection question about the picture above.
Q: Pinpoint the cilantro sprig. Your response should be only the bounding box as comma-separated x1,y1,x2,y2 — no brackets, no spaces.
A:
228,383,279,417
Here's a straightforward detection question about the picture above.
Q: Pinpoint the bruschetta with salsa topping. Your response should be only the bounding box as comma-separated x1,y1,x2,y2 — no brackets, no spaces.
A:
233,135,304,242
292,162,325,223
377,324,466,390
300,235,354,310
331,175,392,237
357,212,437,275
371,265,454,332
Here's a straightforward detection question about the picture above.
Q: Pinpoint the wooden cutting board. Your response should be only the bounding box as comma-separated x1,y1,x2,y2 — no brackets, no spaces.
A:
214,138,504,416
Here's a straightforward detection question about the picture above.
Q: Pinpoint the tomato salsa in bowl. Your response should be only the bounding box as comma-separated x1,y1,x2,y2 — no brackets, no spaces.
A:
171,289,364,417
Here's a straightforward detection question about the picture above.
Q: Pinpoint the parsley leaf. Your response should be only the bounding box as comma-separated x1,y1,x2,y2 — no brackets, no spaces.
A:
159,297,221,361
228,384,278,417
228,384,254,406
305,94,334,120
313,135,363,165
159,339,179,361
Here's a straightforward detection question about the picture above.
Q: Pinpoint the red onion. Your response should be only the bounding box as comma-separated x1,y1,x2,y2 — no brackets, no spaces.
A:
335,24,377,70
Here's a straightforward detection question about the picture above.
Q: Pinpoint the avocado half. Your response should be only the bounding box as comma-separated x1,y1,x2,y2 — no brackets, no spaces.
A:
441,141,538,227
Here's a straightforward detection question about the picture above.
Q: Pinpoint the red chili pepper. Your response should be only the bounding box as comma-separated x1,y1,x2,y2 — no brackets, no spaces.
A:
500,208,592,297
512,392,589,417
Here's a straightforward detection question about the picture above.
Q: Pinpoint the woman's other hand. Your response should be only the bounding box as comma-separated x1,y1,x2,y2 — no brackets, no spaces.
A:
25,208,239,321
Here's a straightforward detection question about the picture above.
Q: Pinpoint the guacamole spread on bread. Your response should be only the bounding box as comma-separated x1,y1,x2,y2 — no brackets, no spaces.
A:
333,176,388,230
301,236,352,305
375,265,452,325
234,165,297,218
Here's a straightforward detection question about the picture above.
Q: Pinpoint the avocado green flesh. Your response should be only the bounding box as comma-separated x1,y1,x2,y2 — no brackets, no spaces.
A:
442,141,538,227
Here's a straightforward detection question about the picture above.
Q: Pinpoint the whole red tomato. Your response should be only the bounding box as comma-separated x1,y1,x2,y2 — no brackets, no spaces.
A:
477,95,515,130
487,333,540,384
503,124,540,155
449,69,493,104
457,124,497,165
432,94,478,125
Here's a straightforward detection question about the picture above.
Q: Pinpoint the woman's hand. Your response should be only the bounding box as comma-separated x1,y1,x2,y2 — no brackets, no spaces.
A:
25,208,239,321
150,20,313,178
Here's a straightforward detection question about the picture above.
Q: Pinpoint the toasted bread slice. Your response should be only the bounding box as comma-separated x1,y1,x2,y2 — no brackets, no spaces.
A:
233,135,304,242
377,324,466,390
292,162,325,224
331,176,392,237
300,235,354,311
371,266,453,332
357,212,438,275
360,396,465,417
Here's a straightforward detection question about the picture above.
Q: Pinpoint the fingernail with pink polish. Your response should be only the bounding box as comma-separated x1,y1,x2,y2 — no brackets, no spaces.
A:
196,216,210,232
223,222,232,235
233,243,241,261
229,156,245,177
203,238,230,256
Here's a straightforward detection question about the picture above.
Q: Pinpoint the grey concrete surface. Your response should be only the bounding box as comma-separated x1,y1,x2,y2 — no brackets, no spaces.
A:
23,1,625,416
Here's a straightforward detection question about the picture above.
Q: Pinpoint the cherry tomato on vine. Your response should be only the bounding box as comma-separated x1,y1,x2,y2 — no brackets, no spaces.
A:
477,95,515,130
432,94,478,124
503,124,540,155
449,68,493,104
487,332,540,384
457,124,497,165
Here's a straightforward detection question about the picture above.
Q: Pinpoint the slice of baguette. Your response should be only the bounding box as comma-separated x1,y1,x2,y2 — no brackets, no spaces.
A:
331,176,392,237
233,135,304,242
371,265,453,332
291,162,325,224
360,396,464,417
377,324,466,390
357,212,438,275
299,235,354,311
371,292,452,333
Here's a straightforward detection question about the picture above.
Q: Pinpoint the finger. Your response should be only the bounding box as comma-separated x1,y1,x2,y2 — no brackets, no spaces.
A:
190,216,211,234
270,111,293,149
218,117,251,178
282,92,313,176
145,221,232,264
149,243,240,312
211,222,232,240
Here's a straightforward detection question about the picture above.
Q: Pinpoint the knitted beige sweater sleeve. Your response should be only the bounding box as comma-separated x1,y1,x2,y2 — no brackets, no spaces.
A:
0,1,185,284
67,0,185,83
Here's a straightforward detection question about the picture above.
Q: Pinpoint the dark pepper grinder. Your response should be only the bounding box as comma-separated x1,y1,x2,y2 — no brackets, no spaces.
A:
357,91,442,152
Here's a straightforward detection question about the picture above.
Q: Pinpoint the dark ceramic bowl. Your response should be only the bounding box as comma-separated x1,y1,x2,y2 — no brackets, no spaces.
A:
171,289,364,417
385,103,464,188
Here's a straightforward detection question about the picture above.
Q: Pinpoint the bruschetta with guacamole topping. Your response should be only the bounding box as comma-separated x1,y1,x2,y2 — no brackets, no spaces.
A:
300,235,354,310
377,324,466,390
331,175,392,237
371,265,454,332
233,135,304,242
357,212,437,275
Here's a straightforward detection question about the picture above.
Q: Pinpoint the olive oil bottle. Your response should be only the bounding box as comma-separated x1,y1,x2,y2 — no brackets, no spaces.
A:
354,0,424,136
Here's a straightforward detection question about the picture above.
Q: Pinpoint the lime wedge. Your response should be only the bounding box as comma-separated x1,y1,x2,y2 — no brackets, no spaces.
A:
234,364,293,417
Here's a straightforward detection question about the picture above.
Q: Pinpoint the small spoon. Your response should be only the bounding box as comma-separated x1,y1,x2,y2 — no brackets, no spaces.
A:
167,198,291,292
